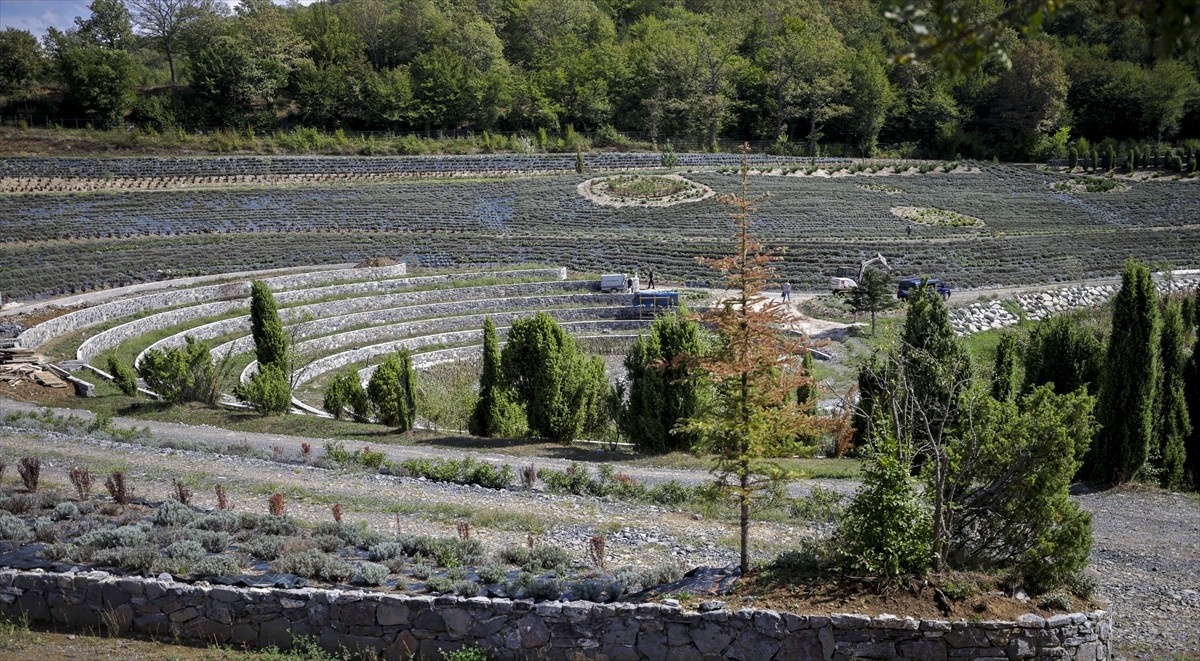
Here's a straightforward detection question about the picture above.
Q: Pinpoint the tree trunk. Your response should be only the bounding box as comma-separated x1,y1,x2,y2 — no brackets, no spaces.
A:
740,472,750,576
167,46,177,86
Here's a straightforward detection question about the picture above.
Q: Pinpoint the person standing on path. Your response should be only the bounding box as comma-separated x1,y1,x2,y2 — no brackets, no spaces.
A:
782,281,791,302
647,269,656,290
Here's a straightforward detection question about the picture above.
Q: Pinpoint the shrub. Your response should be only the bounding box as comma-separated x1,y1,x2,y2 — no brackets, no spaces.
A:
138,336,228,405
640,563,684,587
425,575,454,593
32,519,55,543
107,356,139,397
355,561,390,586
411,562,433,580
0,514,30,541
92,546,158,572
0,494,35,515
453,580,481,597
171,528,229,553
323,369,370,420
17,457,40,492
172,478,193,506
243,535,289,561
315,534,343,553
234,363,292,416
527,577,562,601
155,500,199,527
214,483,231,510
52,501,80,522
105,472,133,506
76,524,150,549
188,510,239,533
192,554,242,577
478,564,507,584
838,433,931,579
369,541,405,562
368,349,417,431
272,549,355,583
164,540,206,563
571,579,606,602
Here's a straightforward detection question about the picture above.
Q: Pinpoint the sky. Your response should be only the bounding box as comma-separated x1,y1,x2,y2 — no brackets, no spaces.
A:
0,0,317,38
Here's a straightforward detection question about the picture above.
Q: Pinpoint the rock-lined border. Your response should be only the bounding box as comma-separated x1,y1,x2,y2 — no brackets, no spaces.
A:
0,569,1110,660
890,206,985,228
577,174,714,208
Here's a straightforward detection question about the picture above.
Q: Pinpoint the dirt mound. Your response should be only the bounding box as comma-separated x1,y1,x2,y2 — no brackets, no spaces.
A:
356,257,399,268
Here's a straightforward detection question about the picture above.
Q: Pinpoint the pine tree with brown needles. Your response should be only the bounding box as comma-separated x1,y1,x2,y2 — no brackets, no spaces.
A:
679,143,827,576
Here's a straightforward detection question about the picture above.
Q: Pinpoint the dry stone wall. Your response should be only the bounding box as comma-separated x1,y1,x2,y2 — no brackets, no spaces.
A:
0,569,1110,661
136,280,594,367
18,263,407,350
285,314,648,386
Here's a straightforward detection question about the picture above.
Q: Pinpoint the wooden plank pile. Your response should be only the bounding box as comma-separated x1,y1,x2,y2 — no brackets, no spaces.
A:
0,347,67,388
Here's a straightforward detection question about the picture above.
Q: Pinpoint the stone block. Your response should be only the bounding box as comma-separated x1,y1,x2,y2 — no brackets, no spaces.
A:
133,612,169,635
384,630,419,660
898,639,947,660
604,618,640,646
944,625,991,648
377,602,411,627
778,630,823,660
340,601,377,627
518,614,549,648
753,610,785,638
874,614,920,631
635,630,668,659
724,627,780,661
230,623,257,644
831,613,871,629
442,607,473,636
258,617,292,648
691,621,734,655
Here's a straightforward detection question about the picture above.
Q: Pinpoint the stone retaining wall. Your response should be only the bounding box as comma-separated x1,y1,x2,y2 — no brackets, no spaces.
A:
0,569,1110,661
0,154,851,179
284,313,648,386
134,280,594,367
17,263,407,350
272,267,568,305
951,275,1200,335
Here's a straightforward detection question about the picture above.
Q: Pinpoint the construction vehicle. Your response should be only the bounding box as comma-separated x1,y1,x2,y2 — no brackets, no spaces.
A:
829,253,890,295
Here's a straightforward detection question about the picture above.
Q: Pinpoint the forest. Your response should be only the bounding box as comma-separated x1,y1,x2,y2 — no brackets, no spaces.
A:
0,0,1198,159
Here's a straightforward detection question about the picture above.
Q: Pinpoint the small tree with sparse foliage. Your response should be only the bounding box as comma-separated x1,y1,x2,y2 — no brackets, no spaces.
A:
138,336,230,405
679,145,827,575
323,368,370,421
848,268,898,335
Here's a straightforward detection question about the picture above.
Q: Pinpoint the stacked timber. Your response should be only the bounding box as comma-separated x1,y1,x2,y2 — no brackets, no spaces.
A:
0,348,67,388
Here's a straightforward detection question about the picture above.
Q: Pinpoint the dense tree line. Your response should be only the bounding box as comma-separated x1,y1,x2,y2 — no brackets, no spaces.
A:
2,0,1198,158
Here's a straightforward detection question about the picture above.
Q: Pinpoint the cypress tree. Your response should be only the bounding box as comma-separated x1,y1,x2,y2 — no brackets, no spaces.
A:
1067,147,1078,171
1023,312,1104,396
620,310,707,453
991,333,1020,402
469,318,505,437
1092,260,1159,483
796,349,817,406
1185,287,1200,488
1154,301,1191,489
368,348,417,431
900,283,972,451
250,280,288,369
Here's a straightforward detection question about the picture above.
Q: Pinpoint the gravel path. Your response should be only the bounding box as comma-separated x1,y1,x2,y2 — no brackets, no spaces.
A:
1,398,1197,660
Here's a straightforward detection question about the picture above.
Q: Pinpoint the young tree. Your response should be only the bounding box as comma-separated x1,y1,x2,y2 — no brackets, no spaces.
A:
1186,289,1200,488
898,281,972,455
1154,301,1191,489
678,144,825,575
990,332,1020,402
249,280,289,370
323,368,370,421
1092,260,1160,483
106,356,139,397
234,363,292,416
501,312,606,443
619,309,707,453
138,336,229,405
848,268,897,336
1023,311,1104,396
469,317,519,437
368,348,417,431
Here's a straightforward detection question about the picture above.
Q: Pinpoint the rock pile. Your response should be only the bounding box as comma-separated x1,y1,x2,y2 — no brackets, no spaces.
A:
951,276,1199,335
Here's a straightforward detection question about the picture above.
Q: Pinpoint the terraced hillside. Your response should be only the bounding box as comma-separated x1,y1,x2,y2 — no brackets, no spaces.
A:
3,156,1199,300
10,263,655,416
